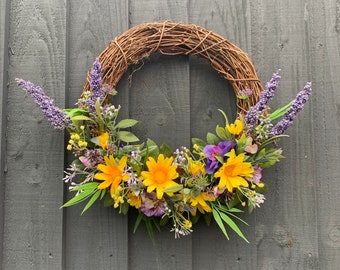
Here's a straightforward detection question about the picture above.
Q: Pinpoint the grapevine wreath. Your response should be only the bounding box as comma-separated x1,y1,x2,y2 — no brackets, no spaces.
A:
17,21,312,241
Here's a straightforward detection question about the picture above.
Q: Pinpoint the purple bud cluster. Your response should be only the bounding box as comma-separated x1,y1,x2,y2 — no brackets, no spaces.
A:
16,79,70,130
88,59,105,114
245,70,281,131
269,82,312,136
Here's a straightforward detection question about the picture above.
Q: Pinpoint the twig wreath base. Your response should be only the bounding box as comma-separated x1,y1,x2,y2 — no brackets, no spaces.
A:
17,21,312,241
83,21,263,114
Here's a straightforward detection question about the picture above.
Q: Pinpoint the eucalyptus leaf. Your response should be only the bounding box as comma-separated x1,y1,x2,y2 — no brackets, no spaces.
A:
159,143,172,157
71,115,95,122
117,131,139,143
163,184,183,193
116,119,139,129
206,132,219,145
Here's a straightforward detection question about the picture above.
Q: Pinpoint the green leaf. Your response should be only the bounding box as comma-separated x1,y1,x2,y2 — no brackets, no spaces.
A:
258,134,288,151
116,119,139,129
103,193,114,207
119,200,129,215
61,189,96,208
269,101,292,121
216,125,230,140
70,115,95,122
81,189,102,214
117,131,139,143
218,109,229,126
159,143,172,157
145,218,155,241
64,108,87,118
160,215,169,226
70,182,99,191
212,208,229,239
133,212,144,233
141,139,159,159
163,184,183,193
219,212,249,243
206,132,219,145
192,138,207,149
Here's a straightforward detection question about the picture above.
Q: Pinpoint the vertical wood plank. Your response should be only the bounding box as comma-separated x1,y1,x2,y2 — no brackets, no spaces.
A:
0,0,9,266
310,1,340,269
3,1,66,269
127,1,193,270
63,1,129,269
188,1,258,269
250,1,320,269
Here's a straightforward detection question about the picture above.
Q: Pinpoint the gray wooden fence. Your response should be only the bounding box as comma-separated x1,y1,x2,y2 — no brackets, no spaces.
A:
1,0,339,269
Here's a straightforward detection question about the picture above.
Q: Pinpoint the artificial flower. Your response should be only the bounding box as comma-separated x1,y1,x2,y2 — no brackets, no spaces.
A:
227,119,243,135
141,154,179,199
97,132,109,149
140,192,167,216
214,149,254,192
203,141,236,174
94,155,129,197
188,192,215,215
187,158,206,177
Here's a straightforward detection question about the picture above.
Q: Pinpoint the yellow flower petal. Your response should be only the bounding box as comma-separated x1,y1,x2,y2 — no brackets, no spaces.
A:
141,154,179,199
214,149,253,192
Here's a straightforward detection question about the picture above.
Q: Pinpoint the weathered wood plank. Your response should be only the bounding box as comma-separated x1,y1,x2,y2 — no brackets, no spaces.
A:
188,1,259,269
0,0,9,266
310,1,340,269
63,1,129,270
250,1,320,269
3,1,66,269
127,1,193,270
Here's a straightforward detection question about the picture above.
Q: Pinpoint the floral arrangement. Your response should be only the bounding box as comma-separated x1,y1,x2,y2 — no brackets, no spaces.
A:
17,59,311,241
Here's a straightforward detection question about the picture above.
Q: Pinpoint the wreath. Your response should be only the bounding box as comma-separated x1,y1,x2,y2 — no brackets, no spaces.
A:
17,21,312,241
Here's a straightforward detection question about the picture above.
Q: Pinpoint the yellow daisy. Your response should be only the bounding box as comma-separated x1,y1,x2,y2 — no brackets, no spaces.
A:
226,119,243,135
94,155,129,197
214,149,253,192
141,154,179,199
97,132,109,149
187,158,206,177
188,192,215,216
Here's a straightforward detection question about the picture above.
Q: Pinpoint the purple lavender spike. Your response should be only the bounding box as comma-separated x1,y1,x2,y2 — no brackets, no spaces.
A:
269,82,312,136
245,70,281,131
88,59,105,114
17,79,71,130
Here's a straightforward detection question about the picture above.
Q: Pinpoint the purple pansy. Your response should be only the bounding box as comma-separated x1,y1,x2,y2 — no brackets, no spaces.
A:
203,141,236,174
140,193,167,217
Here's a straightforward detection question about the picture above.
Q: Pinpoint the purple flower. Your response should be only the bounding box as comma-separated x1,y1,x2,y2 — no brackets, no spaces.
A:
79,149,104,168
245,70,281,131
252,165,263,183
269,82,312,136
88,59,105,114
203,141,236,174
16,79,71,130
140,193,167,217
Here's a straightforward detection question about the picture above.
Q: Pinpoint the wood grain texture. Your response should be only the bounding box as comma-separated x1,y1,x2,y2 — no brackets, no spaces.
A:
3,0,66,269
64,1,129,270
188,1,257,269
0,0,9,266
310,1,340,269
127,1,192,270
249,1,319,269
1,1,340,269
